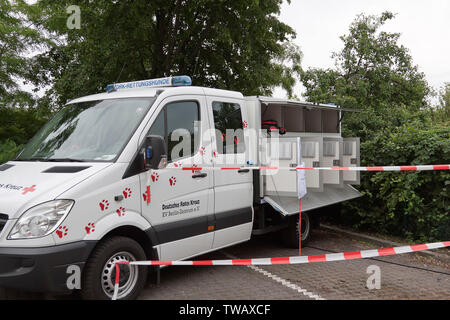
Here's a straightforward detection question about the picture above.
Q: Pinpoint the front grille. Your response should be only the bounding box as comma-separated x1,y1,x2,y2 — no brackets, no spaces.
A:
0,214,8,236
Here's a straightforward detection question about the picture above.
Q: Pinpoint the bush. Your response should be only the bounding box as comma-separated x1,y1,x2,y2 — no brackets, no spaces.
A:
339,122,450,242
0,105,50,164
0,106,50,146
0,139,23,164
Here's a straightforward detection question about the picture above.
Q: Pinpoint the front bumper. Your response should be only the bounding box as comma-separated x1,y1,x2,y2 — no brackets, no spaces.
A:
0,241,97,293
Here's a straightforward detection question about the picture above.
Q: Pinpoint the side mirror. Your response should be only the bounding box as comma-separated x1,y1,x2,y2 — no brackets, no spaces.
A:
143,135,167,170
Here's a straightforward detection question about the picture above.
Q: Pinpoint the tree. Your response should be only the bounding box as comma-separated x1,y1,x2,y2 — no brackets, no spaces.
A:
300,12,430,140
28,0,302,108
0,0,46,108
435,82,450,123
0,1,52,163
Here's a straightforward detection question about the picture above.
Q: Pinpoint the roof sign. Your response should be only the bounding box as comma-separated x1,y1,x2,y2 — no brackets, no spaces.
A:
106,75,192,93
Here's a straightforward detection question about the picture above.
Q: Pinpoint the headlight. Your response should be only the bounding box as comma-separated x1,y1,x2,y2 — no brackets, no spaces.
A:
8,200,74,239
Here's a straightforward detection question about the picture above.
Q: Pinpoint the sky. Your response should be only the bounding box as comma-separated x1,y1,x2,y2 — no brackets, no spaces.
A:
275,0,450,99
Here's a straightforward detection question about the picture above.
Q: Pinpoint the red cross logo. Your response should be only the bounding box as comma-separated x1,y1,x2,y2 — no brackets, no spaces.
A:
22,185,36,195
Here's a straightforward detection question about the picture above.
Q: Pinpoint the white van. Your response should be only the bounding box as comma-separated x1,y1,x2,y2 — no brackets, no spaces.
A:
0,76,361,299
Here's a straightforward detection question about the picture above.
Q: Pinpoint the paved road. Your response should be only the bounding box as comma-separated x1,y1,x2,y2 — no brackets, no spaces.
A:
138,228,450,300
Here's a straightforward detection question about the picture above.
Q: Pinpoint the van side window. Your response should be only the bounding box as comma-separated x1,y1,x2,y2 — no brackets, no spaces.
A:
212,101,245,154
147,101,200,161
148,110,165,138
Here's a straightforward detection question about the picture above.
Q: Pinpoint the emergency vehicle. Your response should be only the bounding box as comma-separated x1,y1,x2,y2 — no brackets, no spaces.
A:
0,76,361,299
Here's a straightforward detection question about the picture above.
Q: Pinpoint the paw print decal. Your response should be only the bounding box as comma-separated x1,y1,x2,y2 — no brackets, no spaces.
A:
191,164,199,174
242,120,248,128
85,223,95,234
56,226,68,238
116,207,126,217
122,188,132,199
151,172,159,182
173,161,182,168
169,176,177,186
199,146,206,156
99,200,109,211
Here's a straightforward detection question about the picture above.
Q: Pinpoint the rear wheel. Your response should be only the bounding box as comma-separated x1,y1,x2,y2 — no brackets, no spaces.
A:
282,212,311,248
81,236,148,300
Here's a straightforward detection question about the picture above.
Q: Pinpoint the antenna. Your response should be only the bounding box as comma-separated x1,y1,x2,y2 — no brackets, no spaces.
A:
107,62,127,93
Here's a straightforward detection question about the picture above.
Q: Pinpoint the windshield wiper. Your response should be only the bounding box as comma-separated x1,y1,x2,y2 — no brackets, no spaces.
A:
46,158,86,162
14,158,47,162
14,157,86,162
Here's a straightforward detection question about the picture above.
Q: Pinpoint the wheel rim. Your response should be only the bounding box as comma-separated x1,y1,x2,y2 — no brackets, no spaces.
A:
101,251,139,299
297,214,310,241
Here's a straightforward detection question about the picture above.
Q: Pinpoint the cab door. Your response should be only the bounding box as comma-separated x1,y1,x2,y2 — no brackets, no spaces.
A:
139,95,215,261
205,96,253,249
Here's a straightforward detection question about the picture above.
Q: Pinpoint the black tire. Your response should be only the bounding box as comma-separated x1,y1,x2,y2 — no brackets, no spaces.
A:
282,212,312,248
81,236,148,300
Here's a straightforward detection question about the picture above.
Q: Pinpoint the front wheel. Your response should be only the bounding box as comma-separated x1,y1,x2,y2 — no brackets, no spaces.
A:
81,236,148,300
281,212,312,248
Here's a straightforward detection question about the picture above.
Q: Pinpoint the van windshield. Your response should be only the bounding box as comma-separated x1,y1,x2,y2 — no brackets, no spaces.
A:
16,98,154,162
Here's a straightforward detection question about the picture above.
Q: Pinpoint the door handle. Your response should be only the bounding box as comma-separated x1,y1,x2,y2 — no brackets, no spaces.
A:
238,169,250,173
192,173,207,179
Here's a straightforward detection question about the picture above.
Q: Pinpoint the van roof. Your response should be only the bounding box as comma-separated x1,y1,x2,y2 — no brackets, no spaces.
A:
67,86,244,105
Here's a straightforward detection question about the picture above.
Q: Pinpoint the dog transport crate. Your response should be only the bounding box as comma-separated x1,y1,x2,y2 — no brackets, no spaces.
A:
244,97,362,216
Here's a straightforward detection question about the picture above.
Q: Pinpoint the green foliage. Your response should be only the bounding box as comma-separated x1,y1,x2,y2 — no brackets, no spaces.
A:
0,104,51,164
341,123,450,242
0,1,52,161
0,106,51,145
432,83,450,123
28,0,302,108
0,0,48,108
301,12,449,241
0,139,23,164
301,12,429,112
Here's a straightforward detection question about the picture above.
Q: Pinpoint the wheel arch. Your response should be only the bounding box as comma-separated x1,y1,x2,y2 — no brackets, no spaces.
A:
83,210,159,261
101,225,158,261
84,225,159,269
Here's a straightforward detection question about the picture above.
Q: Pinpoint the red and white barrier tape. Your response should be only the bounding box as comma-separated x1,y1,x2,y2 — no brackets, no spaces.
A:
112,241,449,299
118,241,449,266
171,164,450,172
